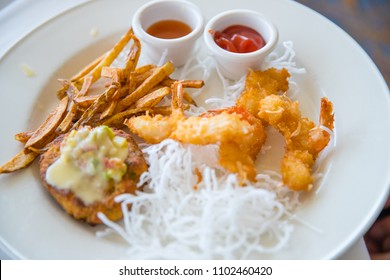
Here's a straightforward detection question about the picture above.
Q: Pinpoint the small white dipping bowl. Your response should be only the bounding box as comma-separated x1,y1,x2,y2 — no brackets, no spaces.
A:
204,9,278,80
132,0,204,67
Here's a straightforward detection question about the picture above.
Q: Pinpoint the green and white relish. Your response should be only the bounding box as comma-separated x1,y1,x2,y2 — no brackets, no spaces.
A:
46,126,129,205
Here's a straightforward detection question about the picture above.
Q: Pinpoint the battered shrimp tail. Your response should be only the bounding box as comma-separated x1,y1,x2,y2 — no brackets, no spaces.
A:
258,95,334,191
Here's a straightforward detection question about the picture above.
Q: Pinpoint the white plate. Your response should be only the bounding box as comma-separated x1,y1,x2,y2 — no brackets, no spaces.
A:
0,0,389,259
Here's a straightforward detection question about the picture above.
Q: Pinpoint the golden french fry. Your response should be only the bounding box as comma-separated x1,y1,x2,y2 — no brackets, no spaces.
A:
171,81,184,111
126,73,137,96
124,35,141,75
161,79,203,105
57,77,93,133
79,76,93,96
103,108,147,127
162,78,204,89
135,86,171,108
133,64,155,74
73,95,98,108
183,92,197,106
100,88,122,119
70,53,106,82
56,80,70,100
101,67,124,83
73,27,134,88
133,69,155,87
116,61,175,112
181,80,205,88
25,96,69,149
148,105,176,116
0,150,38,174
27,146,49,154
73,85,117,128
57,100,78,133
14,131,34,143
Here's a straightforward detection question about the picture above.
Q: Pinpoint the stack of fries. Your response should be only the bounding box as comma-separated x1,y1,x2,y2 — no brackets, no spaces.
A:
0,28,204,174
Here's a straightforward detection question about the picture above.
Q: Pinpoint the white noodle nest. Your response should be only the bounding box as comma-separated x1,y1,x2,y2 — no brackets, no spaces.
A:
98,140,298,259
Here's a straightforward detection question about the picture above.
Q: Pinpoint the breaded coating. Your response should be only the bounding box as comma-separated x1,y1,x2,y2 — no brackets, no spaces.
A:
258,95,334,191
236,68,290,116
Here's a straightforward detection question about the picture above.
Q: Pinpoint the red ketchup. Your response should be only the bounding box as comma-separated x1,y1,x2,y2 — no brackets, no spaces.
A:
212,25,266,53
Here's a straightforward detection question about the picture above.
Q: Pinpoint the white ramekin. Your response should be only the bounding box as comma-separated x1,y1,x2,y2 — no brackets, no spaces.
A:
132,0,204,67
203,9,278,80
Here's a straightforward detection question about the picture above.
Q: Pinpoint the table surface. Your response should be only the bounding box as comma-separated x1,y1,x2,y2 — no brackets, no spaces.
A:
296,0,389,87
1,0,385,260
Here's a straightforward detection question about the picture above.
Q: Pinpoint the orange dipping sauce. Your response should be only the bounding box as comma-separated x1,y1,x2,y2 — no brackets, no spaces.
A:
146,20,192,39
212,25,265,53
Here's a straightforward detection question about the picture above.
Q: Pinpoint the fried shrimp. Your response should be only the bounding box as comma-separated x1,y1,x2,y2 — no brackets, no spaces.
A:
258,95,334,191
236,67,290,116
126,82,266,181
39,128,147,225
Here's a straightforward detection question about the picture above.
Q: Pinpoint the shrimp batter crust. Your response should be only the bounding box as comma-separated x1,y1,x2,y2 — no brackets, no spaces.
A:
126,82,266,181
39,129,147,225
236,67,291,116
258,95,334,191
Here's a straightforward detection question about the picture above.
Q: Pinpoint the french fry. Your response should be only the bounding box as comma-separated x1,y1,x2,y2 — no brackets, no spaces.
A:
171,81,184,111
73,27,134,88
79,76,93,96
73,95,98,108
100,88,122,119
183,92,197,106
133,69,155,87
73,85,117,128
161,79,203,105
56,80,70,100
101,67,124,83
135,86,171,108
27,146,49,154
25,96,69,149
14,131,34,143
133,64,155,74
0,150,38,174
115,61,175,112
148,106,174,116
57,100,78,133
123,34,141,76
161,78,204,89
0,28,207,178
70,53,106,82
103,107,147,127
58,77,94,133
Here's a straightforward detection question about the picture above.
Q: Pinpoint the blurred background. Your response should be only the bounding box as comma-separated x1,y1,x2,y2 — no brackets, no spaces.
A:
295,0,390,87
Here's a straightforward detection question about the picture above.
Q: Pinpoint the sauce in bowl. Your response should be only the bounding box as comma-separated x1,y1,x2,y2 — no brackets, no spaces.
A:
147,20,192,39
212,25,265,53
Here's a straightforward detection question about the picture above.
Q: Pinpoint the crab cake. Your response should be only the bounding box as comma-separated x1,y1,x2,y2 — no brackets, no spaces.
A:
39,126,147,225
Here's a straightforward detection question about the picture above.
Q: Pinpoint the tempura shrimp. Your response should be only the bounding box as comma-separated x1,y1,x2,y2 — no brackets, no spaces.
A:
126,82,266,181
258,95,334,191
236,67,291,116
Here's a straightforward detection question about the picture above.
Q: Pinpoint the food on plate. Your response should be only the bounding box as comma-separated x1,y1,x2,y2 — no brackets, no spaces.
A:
258,95,334,191
1,19,335,251
236,67,290,116
0,27,203,176
39,126,147,224
25,96,69,150
0,150,38,174
126,81,266,181
211,25,266,53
